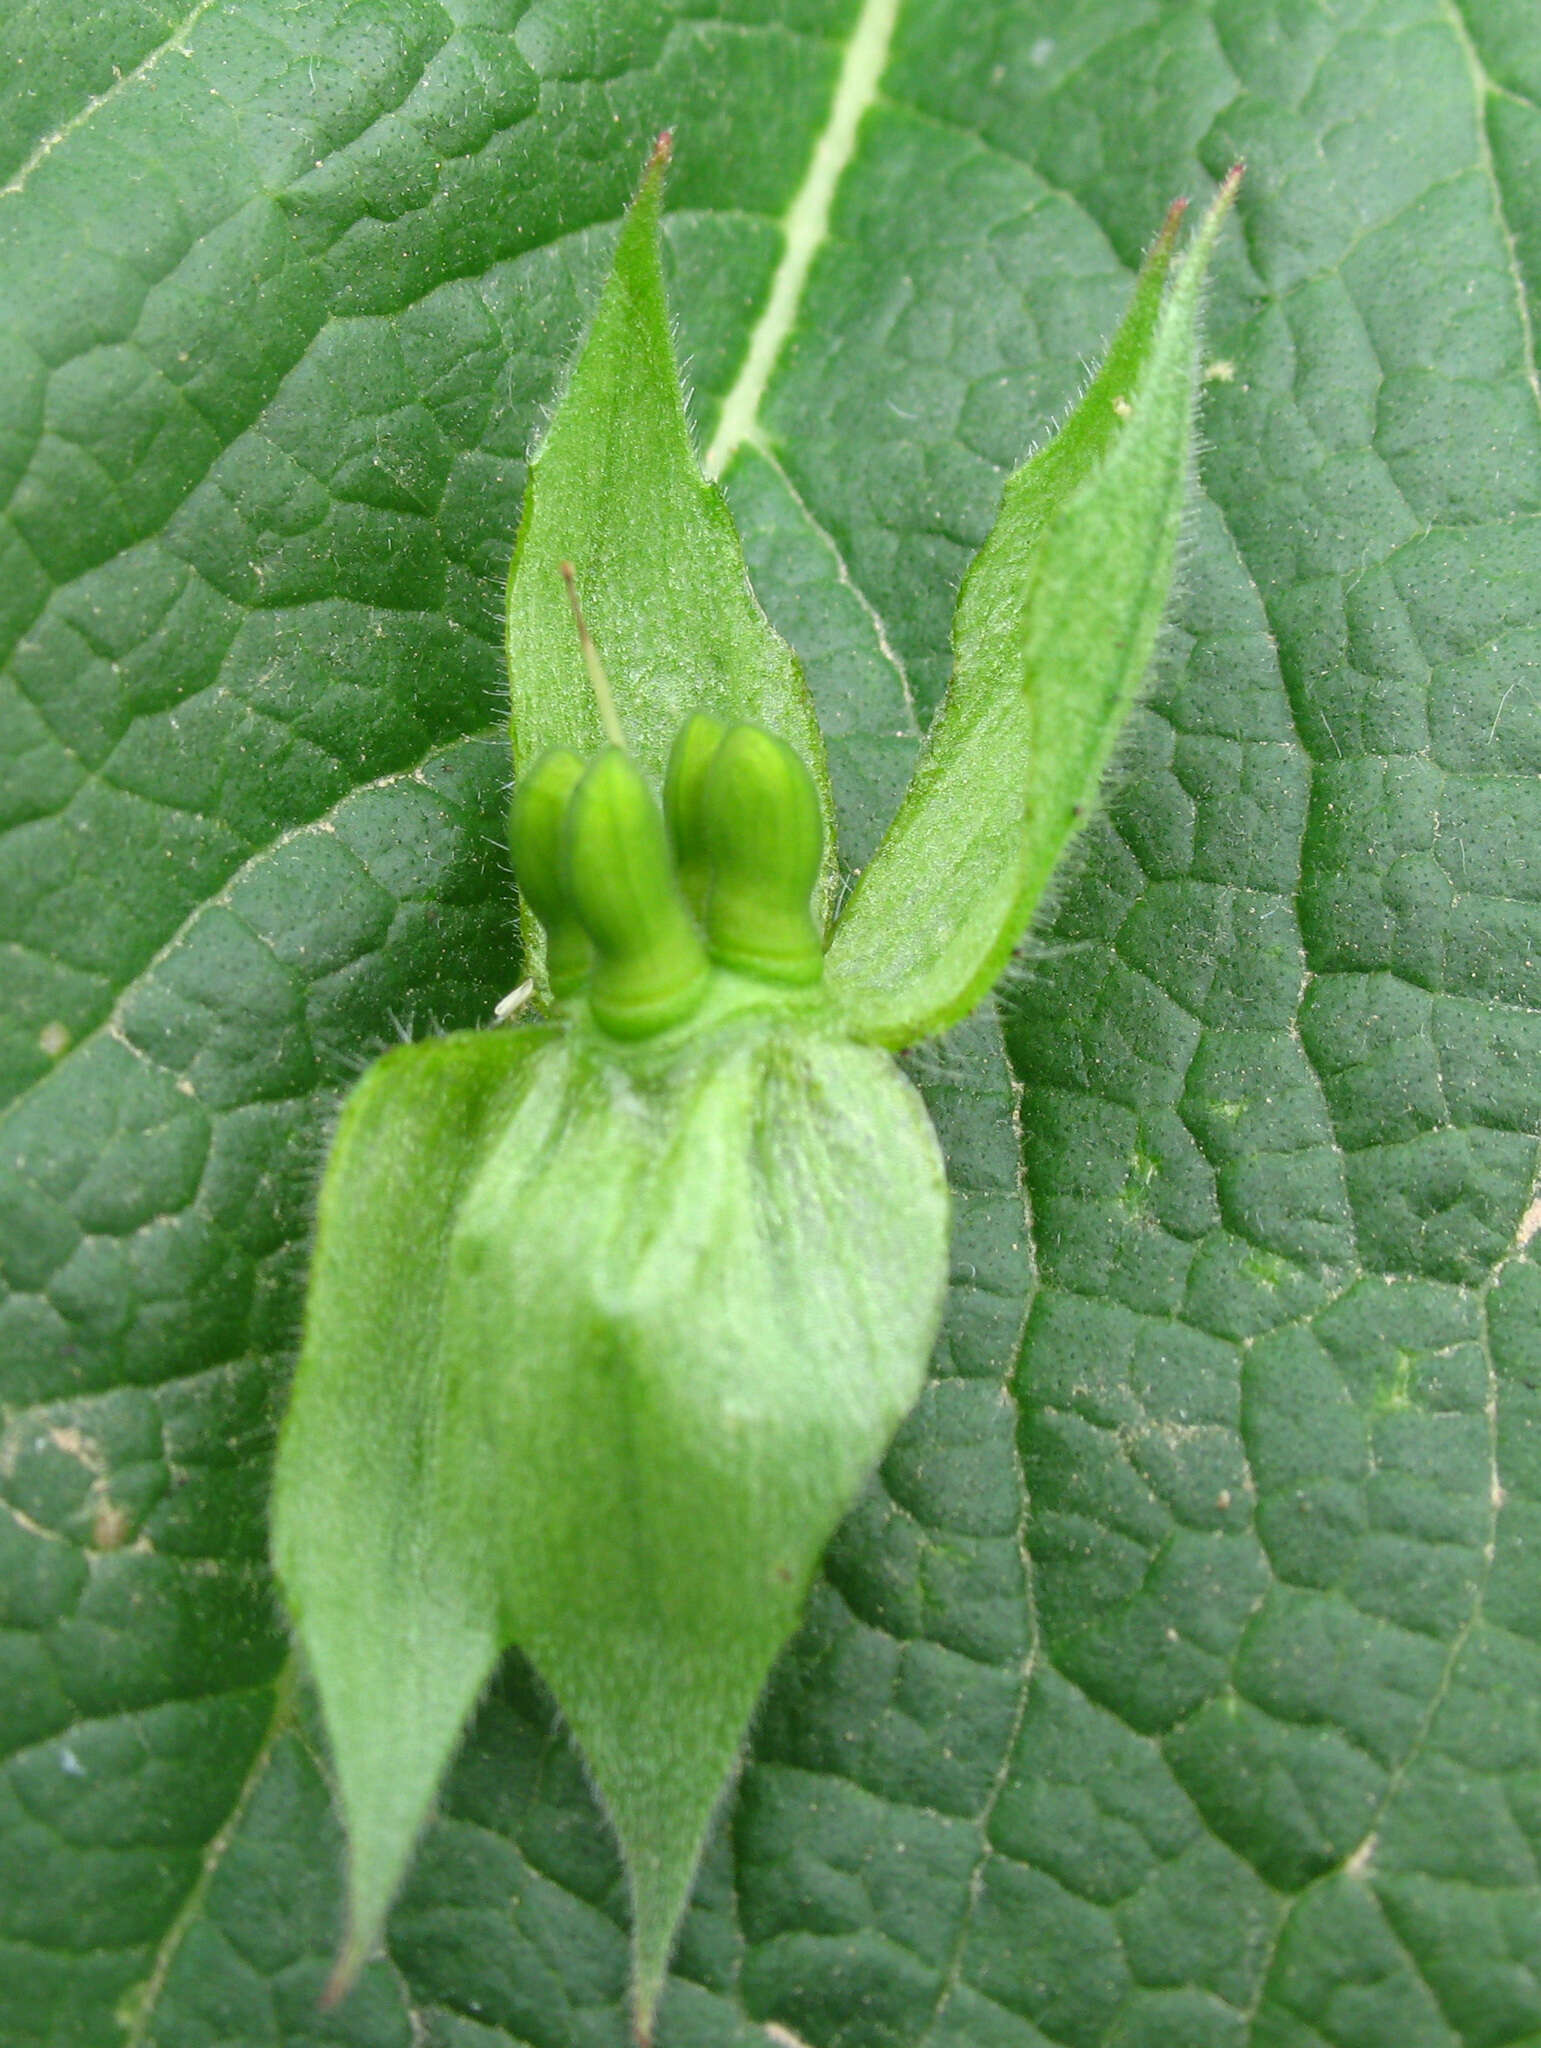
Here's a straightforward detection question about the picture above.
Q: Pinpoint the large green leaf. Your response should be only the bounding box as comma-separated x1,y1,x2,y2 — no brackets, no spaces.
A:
2,5,1539,2048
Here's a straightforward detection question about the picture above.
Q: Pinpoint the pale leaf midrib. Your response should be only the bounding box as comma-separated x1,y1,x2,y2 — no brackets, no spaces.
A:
704,0,902,477
0,0,220,201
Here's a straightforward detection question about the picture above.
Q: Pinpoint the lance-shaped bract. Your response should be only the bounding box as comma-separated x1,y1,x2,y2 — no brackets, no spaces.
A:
271,1028,539,1997
504,135,838,993
273,988,949,2024
826,172,1241,1045
272,137,1238,2042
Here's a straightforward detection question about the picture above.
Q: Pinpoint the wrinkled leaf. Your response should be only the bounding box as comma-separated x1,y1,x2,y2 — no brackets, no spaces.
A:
4,4,1541,2046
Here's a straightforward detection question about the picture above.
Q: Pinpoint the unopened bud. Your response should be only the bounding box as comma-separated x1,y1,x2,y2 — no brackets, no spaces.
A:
510,748,592,998
663,711,726,919
700,726,824,986
565,749,710,1038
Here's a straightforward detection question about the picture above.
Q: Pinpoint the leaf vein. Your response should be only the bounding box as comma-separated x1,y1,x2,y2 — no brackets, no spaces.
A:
1443,0,1541,419
705,0,903,475
0,0,220,202
124,1659,296,2048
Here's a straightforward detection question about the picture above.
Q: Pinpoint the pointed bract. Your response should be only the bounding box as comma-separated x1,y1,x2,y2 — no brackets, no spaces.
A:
271,1029,554,1990
505,141,837,994
278,995,949,2033
825,175,1240,1047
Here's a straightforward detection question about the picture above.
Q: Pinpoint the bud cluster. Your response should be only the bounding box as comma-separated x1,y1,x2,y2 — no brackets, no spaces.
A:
510,714,825,1040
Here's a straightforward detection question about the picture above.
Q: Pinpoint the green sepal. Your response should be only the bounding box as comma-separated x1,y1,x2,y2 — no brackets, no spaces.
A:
700,724,825,985
505,138,836,996
825,177,1239,1046
270,1026,557,1993
510,747,593,998
566,747,711,1039
273,999,949,2036
438,1000,949,2033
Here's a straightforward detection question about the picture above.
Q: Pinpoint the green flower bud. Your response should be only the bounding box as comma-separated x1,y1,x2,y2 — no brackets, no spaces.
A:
509,748,592,998
700,724,824,986
565,747,710,1038
662,709,726,920
275,141,1239,2043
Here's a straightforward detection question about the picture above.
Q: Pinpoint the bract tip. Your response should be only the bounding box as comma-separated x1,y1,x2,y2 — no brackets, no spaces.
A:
319,1944,362,2013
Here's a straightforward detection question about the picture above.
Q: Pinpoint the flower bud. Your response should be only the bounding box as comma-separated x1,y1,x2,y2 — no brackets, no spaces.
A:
565,747,710,1038
700,724,824,985
662,710,726,920
510,748,592,998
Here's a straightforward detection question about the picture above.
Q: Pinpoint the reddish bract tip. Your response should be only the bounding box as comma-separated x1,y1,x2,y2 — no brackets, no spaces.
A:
318,1956,355,2013
1154,194,1189,254
648,129,674,172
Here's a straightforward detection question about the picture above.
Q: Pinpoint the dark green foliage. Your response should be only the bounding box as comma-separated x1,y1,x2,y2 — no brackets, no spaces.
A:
2,3,1539,2045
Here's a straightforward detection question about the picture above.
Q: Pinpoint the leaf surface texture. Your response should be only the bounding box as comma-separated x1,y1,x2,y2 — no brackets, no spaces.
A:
2,3,1539,2045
